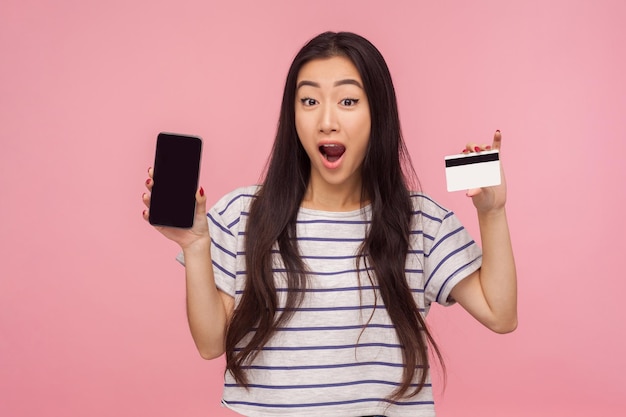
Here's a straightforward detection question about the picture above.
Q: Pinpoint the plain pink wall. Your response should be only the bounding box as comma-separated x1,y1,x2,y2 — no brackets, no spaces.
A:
1,0,625,416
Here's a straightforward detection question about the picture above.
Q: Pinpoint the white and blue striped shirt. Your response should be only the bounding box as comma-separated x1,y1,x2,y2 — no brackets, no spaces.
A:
179,185,482,417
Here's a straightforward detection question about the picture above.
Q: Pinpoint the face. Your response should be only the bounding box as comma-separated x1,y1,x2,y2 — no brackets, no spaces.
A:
295,55,371,201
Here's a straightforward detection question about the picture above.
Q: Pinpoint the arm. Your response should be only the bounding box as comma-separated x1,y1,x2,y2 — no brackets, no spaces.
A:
143,170,234,358
450,131,518,334
182,237,235,359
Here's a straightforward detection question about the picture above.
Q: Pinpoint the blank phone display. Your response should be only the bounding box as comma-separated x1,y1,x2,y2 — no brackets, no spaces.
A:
149,133,202,228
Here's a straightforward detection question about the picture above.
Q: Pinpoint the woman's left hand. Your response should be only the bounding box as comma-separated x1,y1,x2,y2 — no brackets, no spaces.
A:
452,130,518,334
464,130,507,214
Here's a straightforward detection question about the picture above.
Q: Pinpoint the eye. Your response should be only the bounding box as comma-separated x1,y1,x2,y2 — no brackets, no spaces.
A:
300,97,318,106
340,98,359,107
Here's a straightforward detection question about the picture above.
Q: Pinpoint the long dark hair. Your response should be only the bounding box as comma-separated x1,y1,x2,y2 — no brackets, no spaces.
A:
225,31,444,400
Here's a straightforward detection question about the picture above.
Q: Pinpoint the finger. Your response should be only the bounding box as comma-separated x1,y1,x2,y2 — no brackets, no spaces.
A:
142,192,151,208
466,143,488,153
145,167,155,191
492,130,502,150
466,143,479,153
142,208,149,221
466,188,482,197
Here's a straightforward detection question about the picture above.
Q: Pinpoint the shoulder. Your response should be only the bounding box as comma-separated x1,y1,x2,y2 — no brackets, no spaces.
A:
210,185,260,216
206,185,260,235
408,192,454,224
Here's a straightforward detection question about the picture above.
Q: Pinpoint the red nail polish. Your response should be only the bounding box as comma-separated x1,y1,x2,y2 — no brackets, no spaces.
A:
474,146,481,152
462,148,468,153
486,145,492,150
199,187,204,197
143,210,147,216
146,179,150,185
496,130,500,133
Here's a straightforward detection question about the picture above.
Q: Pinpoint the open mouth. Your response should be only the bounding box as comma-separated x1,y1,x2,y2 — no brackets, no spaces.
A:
319,144,346,163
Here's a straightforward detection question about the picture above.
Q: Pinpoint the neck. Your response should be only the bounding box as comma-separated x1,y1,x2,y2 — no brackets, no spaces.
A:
301,177,367,212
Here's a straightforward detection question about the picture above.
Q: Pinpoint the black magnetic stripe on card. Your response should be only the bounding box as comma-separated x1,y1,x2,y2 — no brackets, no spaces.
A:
445,152,499,168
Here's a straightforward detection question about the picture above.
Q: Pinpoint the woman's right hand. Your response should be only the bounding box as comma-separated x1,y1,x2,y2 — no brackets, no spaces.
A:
143,168,233,359
142,167,210,250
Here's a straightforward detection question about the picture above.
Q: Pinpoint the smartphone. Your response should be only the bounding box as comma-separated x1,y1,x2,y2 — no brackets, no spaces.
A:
149,132,203,228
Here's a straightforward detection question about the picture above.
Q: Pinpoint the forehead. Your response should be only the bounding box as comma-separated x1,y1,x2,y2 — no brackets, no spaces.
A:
296,55,362,83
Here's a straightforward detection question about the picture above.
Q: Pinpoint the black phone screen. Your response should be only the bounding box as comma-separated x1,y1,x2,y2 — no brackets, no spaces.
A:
149,133,202,228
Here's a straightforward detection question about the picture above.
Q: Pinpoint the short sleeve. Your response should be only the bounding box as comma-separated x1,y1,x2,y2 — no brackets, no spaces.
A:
177,187,256,297
423,211,482,307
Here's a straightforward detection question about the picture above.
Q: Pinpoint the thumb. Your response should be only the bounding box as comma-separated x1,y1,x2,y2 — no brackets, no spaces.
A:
196,186,207,215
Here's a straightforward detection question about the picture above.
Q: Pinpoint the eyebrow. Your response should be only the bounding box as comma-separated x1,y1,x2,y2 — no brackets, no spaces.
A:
296,79,364,90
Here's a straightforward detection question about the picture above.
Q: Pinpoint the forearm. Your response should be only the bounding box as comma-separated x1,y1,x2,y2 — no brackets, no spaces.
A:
477,207,518,331
182,238,230,359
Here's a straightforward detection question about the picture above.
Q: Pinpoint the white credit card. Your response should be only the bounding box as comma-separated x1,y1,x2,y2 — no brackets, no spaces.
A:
444,150,501,192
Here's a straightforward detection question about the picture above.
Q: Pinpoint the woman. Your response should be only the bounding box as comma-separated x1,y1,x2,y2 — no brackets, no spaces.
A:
142,31,517,417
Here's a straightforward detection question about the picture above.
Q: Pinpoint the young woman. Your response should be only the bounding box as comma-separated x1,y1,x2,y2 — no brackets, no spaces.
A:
142,31,517,417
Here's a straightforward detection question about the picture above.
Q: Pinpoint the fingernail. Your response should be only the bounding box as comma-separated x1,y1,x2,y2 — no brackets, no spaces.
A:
474,146,481,152
199,187,204,197
143,210,147,216
486,145,492,150
142,193,146,199
147,167,152,173
496,130,500,133
462,148,469,153
146,179,150,185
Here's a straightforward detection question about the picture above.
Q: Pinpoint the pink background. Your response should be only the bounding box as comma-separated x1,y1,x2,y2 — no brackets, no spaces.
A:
2,0,625,416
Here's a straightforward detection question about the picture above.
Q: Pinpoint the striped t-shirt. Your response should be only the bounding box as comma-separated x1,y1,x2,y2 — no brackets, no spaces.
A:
178,185,482,417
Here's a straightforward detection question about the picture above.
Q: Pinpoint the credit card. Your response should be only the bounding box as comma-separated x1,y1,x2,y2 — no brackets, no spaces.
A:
444,150,501,192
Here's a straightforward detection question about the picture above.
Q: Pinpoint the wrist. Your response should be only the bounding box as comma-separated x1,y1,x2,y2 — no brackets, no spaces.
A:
477,206,507,221
181,236,212,254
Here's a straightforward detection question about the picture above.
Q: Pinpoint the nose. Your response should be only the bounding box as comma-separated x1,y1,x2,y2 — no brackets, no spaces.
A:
319,104,338,134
